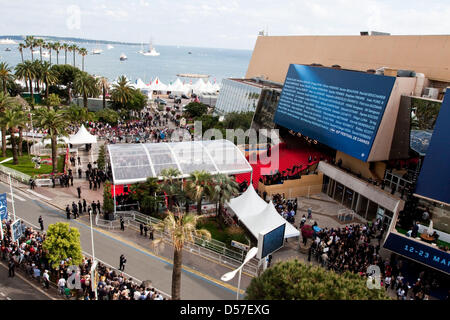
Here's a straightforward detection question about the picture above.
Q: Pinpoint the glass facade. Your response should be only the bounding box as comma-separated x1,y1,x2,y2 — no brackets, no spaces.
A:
323,174,394,225
215,79,262,114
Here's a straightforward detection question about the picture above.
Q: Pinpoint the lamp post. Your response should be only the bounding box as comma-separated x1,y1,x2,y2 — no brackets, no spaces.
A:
221,247,258,300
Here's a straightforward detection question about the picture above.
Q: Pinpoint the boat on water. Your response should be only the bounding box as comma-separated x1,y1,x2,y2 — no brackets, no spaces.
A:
140,40,160,56
119,53,127,61
5,48,11,52
0,38,17,45
92,48,103,54
107,44,114,50
188,51,192,54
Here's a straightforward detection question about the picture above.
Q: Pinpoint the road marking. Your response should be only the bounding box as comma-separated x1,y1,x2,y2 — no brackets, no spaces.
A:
0,292,5,297
8,193,25,201
25,189,52,201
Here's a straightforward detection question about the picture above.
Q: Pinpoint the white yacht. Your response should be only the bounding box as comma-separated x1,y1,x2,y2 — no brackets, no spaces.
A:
107,44,114,50
92,48,103,54
119,53,127,61
0,38,17,45
140,40,160,56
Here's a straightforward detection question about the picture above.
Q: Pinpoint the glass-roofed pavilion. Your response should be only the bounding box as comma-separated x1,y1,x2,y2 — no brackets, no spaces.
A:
107,139,253,185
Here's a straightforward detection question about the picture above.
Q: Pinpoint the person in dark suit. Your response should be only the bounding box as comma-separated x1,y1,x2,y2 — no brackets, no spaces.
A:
66,205,71,219
140,223,143,236
83,199,87,213
77,186,81,199
78,201,82,215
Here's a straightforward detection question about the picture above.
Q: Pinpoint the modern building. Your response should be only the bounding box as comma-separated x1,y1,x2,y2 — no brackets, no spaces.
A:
242,34,450,281
215,78,282,115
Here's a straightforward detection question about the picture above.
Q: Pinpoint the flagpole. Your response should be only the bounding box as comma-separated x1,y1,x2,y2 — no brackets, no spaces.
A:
8,173,16,222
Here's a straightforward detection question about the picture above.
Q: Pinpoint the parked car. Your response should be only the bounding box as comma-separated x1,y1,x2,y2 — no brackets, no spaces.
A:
191,93,197,98
174,98,182,104
154,98,167,105
168,94,175,99
181,93,189,99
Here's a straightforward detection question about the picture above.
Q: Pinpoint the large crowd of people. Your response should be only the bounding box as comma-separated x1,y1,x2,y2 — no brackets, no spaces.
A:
1,221,168,300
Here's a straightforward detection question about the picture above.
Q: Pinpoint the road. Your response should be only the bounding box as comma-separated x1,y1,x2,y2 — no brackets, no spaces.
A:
0,261,53,300
0,181,237,300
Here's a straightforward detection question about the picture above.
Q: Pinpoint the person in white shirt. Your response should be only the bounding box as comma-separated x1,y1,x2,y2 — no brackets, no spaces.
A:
58,277,67,295
43,270,50,289
384,276,391,290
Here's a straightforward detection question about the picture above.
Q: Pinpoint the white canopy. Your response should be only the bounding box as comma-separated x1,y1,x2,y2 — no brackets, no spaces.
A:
169,78,189,94
227,185,300,239
135,78,148,90
204,80,216,94
149,77,167,92
192,79,207,94
68,125,97,145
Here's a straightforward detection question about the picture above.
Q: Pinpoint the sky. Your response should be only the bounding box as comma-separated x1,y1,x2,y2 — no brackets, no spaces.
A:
1,0,449,50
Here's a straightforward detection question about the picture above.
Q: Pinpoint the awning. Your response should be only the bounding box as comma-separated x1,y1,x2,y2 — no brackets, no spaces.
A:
68,125,97,144
227,184,300,239
107,139,253,184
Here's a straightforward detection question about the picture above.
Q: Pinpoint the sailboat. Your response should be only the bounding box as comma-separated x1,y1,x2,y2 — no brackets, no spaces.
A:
92,42,103,54
140,39,160,56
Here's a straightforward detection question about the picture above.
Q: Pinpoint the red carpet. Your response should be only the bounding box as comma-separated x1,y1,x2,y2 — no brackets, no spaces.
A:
235,143,328,189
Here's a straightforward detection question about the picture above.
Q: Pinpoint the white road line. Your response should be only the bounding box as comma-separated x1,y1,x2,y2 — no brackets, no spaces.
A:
25,189,52,201
0,292,5,297
8,193,25,201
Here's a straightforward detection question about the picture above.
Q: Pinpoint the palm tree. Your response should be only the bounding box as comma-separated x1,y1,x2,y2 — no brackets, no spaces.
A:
63,104,95,124
0,92,17,157
40,61,57,101
153,210,211,300
33,108,69,173
25,36,35,61
69,44,78,67
35,38,45,61
53,42,61,64
98,77,109,109
110,75,133,109
15,60,36,105
18,43,25,63
160,168,183,211
210,174,239,220
46,42,52,64
1,106,25,165
62,43,69,64
0,62,15,95
79,48,88,71
185,170,212,215
73,72,100,108
31,60,42,94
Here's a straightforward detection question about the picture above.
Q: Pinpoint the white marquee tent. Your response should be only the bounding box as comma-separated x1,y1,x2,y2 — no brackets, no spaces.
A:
227,184,300,239
68,125,97,145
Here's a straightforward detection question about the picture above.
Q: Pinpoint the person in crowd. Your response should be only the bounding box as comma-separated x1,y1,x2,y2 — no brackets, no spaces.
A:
38,216,44,231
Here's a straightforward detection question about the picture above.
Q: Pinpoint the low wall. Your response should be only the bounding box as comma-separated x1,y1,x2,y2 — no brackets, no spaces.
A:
258,173,323,199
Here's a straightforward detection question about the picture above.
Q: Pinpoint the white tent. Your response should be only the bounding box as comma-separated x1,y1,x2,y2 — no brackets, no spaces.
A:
135,78,148,90
149,77,167,92
227,185,300,239
68,125,97,145
204,80,216,94
192,78,207,94
213,82,221,92
170,78,189,94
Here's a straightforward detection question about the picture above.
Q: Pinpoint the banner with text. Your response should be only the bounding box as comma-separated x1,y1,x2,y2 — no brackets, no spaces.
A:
274,64,396,161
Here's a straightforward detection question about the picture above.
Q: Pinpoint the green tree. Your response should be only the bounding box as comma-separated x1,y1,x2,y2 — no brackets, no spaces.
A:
24,36,36,61
411,97,442,130
62,43,69,65
245,259,390,300
160,168,182,211
0,106,24,164
51,64,82,104
96,108,119,125
153,210,211,300
42,222,83,269
35,38,45,62
79,48,88,71
110,75,134,110
63,104,95,124
0,62,15,95
97,144,106,171
223,111,254,130
69,44,79,67
210,173,239,219
18,43,25,63
33,108,69,172
183,102,208,118
73,72,100,108
0,93,18,157
103,181,114,217
15,60,36,105
53,42,61,64
129,177,160,215
45,93,61,110
39,61,58,100
98,77,109,109
185,170,212,215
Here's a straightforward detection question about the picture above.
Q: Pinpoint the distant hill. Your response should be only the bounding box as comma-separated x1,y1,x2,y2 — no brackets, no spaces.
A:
0,35,139,46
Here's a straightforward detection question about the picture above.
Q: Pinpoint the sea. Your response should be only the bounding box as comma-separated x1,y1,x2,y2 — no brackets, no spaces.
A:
0,41,253,85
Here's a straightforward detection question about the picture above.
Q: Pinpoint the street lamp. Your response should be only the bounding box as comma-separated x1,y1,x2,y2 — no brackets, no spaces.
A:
221,247,258,300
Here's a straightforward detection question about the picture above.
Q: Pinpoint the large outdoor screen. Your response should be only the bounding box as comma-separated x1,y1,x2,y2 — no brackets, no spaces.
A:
414,90,450,205
260,223,286,259
274,64,396,161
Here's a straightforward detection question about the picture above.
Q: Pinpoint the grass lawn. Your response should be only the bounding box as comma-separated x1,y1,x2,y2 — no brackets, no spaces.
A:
0,149,65,177
197,218,252,248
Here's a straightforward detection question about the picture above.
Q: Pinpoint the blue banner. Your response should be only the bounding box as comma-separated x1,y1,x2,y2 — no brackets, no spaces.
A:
274,64,396,161
414,90,450,205
0,193,7,221
383,232,450,275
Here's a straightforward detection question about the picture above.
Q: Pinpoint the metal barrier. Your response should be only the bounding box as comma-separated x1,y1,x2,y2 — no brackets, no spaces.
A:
106,211,259,276
0,166,30,185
